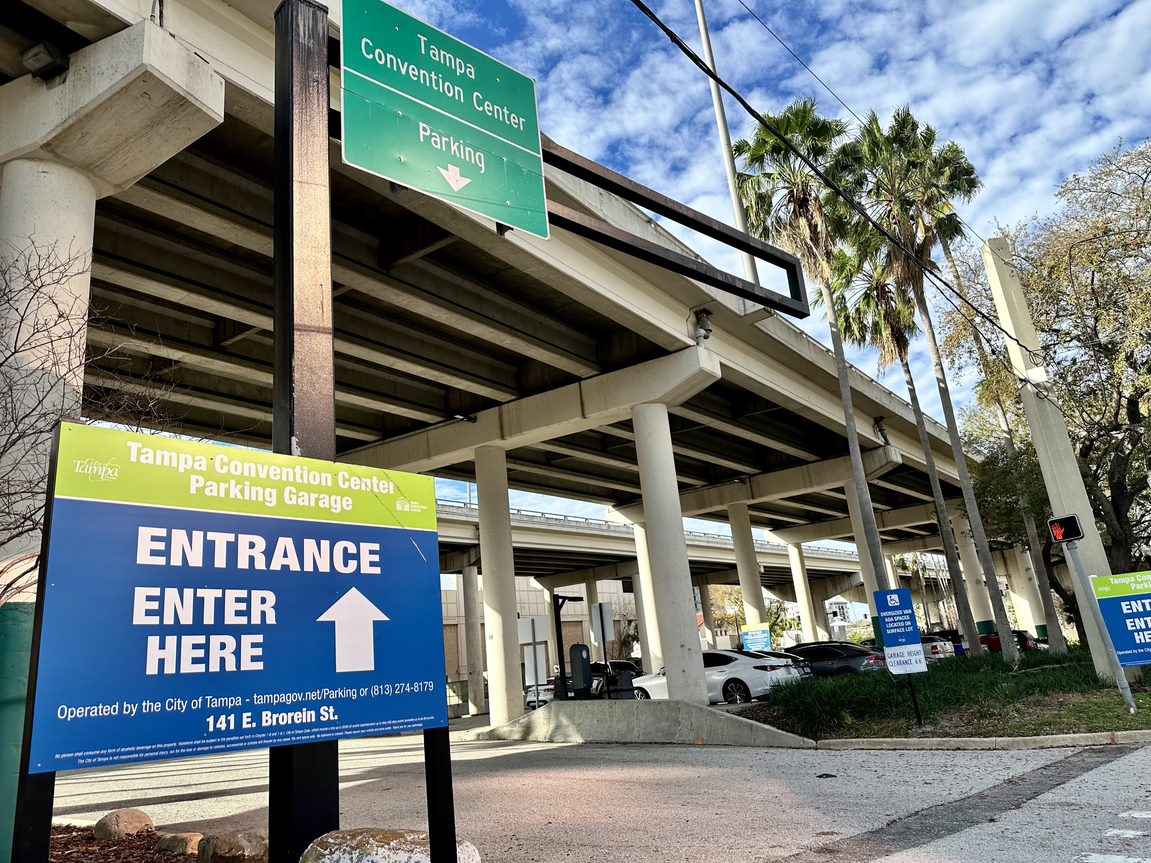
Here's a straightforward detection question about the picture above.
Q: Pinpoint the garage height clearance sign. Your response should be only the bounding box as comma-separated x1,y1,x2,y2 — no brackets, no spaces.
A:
26,423,446,773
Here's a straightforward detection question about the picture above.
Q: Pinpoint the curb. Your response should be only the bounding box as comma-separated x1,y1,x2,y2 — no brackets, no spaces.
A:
817,729,1151,751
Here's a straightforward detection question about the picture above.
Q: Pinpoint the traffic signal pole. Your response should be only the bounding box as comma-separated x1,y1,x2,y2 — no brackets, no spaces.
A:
1064,541,1137,713
982,238,1113,678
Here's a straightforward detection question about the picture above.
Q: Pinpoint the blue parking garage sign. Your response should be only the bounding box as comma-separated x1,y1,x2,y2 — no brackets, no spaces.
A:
1092,572,1151,667
26,423,447,773
874,588,927,675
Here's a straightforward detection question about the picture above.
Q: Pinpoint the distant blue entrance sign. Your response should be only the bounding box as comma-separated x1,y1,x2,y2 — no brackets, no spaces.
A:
874,588,926,675
27,424,447,773
1093,571,1151,668
740,624,771,652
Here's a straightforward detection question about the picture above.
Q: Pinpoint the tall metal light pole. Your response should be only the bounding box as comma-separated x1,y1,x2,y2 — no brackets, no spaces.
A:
693,0,761,296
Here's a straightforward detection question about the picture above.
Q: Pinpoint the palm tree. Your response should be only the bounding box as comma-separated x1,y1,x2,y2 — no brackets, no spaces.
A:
835,106,1019,662
830,240,982,652
733,98,891,603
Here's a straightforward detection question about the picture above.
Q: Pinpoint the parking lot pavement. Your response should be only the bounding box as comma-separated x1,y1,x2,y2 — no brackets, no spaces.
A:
52,734,1143,863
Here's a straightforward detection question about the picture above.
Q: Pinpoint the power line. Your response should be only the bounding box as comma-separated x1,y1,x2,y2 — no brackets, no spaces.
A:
628,0,1046,366
730,0,1038,276
732,0,861,124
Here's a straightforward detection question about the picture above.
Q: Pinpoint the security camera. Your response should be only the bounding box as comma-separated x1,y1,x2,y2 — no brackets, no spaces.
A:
694,309,713,344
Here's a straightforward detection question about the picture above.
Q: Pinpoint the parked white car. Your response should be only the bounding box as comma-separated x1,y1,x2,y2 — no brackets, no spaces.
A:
631,649,802,704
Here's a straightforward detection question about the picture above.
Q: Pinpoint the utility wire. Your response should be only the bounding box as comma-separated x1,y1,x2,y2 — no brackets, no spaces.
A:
628,0,1046,366
736,0,1045,277
733,0,862,124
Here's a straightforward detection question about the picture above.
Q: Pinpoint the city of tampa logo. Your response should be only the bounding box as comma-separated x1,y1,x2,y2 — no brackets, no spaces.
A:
72,458,120,482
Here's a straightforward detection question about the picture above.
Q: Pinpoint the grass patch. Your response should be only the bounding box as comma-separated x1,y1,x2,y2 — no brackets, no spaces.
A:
736,649,1151,740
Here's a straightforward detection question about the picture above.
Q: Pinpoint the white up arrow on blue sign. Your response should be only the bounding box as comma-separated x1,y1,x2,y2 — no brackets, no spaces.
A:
317,587,390,673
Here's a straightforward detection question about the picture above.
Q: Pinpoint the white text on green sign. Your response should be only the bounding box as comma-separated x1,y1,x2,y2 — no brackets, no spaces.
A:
341,0,549,238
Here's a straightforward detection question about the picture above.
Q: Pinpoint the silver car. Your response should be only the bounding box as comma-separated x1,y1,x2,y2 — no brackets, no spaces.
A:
631,649,802,704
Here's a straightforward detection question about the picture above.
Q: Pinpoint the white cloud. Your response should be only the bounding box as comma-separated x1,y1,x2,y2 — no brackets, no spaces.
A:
388,0,1149,516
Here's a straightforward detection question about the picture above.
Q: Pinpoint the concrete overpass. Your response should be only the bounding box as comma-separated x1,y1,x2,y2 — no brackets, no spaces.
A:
0,0,1029,729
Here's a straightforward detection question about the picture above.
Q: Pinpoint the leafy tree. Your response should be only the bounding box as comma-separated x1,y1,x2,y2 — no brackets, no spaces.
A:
0,241,175,602
708,584,798,645
941,141,1151,575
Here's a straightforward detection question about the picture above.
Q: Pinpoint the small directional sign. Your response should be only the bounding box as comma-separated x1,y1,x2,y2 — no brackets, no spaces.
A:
341,0,549,238
874,588,927,674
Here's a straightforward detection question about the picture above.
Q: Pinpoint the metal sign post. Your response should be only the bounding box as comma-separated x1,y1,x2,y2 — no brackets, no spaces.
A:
874,588,928,727
272,0,339,856
551,594,582,700
518,617,547,707
1065,541,1138,714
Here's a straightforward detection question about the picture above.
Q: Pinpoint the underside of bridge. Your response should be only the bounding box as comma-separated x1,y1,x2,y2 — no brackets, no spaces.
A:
2,1,960,548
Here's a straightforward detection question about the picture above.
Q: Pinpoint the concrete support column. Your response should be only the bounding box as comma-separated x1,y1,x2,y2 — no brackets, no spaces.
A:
984,238,1111,676
845,484,883,612
543,585,559,676
632,523,662,673
883,555,900,589
727,503,767,626
914,572,936,630
0,160,96,560
632,403,707,704
950,509,995,633
787,543,820,642
1008,547,1045,635
694,576,717,648
809,581,836,641
475,446,522,726
586,578,603,660
460,564,486,716
0,19,223,565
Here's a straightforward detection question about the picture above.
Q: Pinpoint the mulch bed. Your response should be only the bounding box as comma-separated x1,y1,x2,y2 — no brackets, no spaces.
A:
50,826,193,863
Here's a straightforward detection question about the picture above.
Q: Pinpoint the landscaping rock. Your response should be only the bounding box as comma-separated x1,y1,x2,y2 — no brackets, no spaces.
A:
93,809,154,840
197,830,268,863
157,832,204,855
300,828,481,863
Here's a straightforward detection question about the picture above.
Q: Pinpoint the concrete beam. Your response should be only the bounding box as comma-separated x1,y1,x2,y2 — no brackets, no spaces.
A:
534,560,640,591
342,347,722,472
440,545,481,573
771,501,948,545
0,20,224,197
613,445,900,522
881,536,945,556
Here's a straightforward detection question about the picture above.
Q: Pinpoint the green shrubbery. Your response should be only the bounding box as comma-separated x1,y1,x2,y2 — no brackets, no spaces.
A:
764,649,1106,739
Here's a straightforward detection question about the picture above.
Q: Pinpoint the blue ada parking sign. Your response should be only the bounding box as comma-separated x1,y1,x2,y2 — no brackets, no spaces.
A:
874,588,927,675
26,423,447,773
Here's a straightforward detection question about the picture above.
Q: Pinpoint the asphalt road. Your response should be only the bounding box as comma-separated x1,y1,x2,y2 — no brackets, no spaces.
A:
53,731,1151,863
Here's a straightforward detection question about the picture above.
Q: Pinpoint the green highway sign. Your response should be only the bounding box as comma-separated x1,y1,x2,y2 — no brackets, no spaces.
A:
341,0,549,239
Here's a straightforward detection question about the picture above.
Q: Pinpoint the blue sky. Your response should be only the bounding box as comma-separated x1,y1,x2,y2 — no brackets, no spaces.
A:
371,0,1151,522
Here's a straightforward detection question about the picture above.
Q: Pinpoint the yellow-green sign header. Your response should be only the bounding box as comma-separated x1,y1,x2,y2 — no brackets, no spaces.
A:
54,423,436,531
1093,571,1151,600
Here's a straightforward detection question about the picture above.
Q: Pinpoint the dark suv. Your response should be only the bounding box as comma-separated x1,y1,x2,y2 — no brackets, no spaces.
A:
787,641,887,676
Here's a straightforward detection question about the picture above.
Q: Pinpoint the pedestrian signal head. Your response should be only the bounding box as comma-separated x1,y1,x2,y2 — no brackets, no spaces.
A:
1047,514,1084,544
